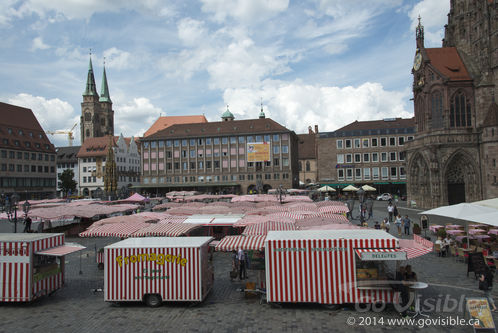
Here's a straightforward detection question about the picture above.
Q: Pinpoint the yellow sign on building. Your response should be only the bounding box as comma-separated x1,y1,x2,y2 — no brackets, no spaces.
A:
247,142,270,162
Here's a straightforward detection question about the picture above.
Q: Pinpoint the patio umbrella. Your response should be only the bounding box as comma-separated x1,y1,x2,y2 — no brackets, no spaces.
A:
317,185,336,192
361,185,376,191
342,185,359,192
420,203,498,227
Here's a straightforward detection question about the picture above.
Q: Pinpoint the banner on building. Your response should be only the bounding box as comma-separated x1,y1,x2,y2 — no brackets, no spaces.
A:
247,142,270,162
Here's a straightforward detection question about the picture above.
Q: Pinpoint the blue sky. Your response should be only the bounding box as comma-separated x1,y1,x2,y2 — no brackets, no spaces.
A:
0,0,450,147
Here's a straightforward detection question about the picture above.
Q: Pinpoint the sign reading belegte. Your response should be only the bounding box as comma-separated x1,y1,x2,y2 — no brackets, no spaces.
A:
360,251,407,261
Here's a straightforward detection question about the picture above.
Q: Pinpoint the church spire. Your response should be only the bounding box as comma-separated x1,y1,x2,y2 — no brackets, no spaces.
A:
99,59,112,103
83,53,98,97
259,98,266,119
416,15,424,49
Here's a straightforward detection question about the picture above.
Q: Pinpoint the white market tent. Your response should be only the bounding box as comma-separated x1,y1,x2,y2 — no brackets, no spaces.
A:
317,185,336,192
420,201,498,227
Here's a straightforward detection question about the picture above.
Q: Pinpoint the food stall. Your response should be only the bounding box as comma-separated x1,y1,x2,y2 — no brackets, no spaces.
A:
0,233,85,302
104,236,214,307
264,230,426,305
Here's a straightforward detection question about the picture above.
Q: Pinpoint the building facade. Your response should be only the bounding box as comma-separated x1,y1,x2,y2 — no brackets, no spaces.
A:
55,146,80,197
0,102,57,200
405,1,498,208
77,135,140,197
297,125,318,186
80,57,114,144
139,111,299,195
317,118,414,195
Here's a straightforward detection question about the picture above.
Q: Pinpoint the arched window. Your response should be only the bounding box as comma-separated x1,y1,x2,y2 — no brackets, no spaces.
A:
298,161,302,172
306,161,310,172
416,98,425,132
101,118,105,126
86,129,90,138
431,91,443,129
84,112,91,121
450,91,472,127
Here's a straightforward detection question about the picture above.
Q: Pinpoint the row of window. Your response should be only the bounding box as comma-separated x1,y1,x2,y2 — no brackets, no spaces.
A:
143,158,290,172
57,163,76,169
336,136,413,149
1,164,55,173
1,150,55,161
5,128,44,139
143,173,291,184
81,175,139,183
143,145,289,160
143,134,289,149
0,177,56,188
337,167,406,181
1,139,51,150
81,166,139,173
337,151,406,164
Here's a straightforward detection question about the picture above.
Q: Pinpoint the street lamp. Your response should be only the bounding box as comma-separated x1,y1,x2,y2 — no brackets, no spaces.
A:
22,200,31,218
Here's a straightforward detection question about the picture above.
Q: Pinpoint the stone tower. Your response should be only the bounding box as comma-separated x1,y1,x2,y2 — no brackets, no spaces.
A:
81,56,114,144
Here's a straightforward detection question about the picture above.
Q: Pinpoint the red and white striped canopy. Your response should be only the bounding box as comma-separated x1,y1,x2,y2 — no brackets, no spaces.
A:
79,222,149,238
318,205,349,214
35,243,86,256
215,235,266,251
132,223,202,237
242,221,296,236
399,238,433,260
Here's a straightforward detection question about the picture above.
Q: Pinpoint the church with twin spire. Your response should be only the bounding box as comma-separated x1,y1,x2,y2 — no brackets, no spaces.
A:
81,56,114,144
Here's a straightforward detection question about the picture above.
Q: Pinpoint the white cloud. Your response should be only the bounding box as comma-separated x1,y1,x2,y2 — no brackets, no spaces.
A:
200,0,289,24
223,80,413,134
409,0,450,46
7,93,79,146
31,37,50,51
103,47,132,70
114,97,163,138
3,0,176,21
177,18,208,47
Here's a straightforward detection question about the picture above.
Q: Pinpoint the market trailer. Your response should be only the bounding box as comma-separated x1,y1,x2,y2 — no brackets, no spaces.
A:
104,236,214,306
265,229,403,305
0,233,85,302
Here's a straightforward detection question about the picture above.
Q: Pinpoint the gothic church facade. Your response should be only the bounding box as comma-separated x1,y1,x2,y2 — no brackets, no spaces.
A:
405,0,498,208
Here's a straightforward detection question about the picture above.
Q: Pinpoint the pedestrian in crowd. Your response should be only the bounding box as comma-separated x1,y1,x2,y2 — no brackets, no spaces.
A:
37,220,44,233
393,204,399,218
402,215,411,235
380,219,386,231
374,221,381,229
237,248,247,280
346,199,354,220
395,214,403,237
395,266,411,318
230,250,238,282
405,265,417,282
366,197,373,220
23,217,32,233
479,268,497,312
387,202,395,222
384,217,390,233
442,236,452,257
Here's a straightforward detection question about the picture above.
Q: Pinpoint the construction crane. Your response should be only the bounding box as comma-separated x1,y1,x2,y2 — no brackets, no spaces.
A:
46,123,78,146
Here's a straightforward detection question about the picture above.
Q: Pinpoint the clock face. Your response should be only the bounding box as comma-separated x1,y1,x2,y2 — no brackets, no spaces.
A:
413,52,422,71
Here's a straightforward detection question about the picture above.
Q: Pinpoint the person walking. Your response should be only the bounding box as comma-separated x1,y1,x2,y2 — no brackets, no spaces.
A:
23,217,32,233
237,248,247,280
402,215,411,235
479,268,497,312
387,202,395,222
385,218,390,234
395,214,402,237
366,197,373,220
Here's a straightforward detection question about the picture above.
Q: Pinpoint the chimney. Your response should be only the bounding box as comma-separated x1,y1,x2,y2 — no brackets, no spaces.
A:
314,125,318,133
308,126,313,134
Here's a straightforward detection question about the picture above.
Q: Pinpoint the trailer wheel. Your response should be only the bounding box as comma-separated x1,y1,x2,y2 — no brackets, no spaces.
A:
144,294,162,307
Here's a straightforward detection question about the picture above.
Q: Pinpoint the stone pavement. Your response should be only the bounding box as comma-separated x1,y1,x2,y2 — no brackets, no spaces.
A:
0,201,496,332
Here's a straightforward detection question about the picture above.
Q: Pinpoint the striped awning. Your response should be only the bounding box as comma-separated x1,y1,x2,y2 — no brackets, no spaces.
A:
35,242,86,256
242,221,296,236
79,222,149,238
215,235,266,252
399,238,433,260
132,223,202,237
355,248,407,261
318,205,349,214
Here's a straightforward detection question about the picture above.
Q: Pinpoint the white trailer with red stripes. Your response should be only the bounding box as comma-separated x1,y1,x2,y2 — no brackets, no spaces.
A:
104,236,214,307
265,229,408,305
0,233,85,302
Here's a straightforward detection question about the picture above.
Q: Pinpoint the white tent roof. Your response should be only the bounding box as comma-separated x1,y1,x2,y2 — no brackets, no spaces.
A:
420,202,498,227
472,198,498,210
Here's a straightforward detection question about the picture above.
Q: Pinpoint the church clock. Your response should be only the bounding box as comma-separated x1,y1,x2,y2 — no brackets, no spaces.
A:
413,52,422,71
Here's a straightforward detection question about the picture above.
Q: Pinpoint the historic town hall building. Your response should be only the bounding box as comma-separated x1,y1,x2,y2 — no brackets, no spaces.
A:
405,0,498,208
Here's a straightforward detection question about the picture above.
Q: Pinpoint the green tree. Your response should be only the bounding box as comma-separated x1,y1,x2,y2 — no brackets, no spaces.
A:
58,169,77,197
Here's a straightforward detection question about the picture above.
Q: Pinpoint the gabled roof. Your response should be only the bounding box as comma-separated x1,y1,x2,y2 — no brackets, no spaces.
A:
335,118,415,132
144,118,292,140
144,115,208,137
297,133,316,159
0,102,56,153
56,146,81,163
483,102,498,127
425,47,471,81
78,135,140,158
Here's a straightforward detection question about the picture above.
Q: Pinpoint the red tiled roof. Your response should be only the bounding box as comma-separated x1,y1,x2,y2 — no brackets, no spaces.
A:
77,136,140,158
425,47,471,81
0,102,56,153
144,118,292,140
335,118,415,132
144,115,208,137
297,133,316,159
